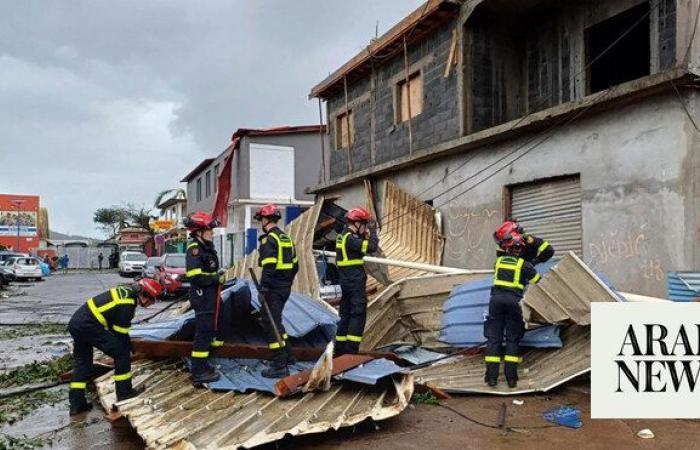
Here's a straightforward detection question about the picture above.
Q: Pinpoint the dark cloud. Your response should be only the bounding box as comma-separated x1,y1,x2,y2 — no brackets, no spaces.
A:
0,0,423,236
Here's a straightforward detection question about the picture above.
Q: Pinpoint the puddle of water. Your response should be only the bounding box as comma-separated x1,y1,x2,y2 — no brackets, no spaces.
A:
0,334,71,372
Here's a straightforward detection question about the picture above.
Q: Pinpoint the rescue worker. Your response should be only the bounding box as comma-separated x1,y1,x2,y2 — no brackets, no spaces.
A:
184,211,224,385
484,232,541,388
494,220,554,265
68,278,163,416
255,204,299,378
334,207,379,355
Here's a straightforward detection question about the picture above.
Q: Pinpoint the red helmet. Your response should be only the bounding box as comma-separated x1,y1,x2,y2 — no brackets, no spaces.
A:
138,278,163,299
493,220,523,244
254,204,281,221
183,211,220,231
500,232,525,251
346,207,371,223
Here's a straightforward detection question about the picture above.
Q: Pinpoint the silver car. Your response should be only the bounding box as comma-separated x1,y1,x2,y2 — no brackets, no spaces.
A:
141,257,163,279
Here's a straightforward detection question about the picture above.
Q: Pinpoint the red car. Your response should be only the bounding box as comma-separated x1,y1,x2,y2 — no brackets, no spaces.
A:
157,253,188,297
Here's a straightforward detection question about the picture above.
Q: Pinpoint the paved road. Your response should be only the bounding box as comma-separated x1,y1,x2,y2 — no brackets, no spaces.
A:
0,271,176,324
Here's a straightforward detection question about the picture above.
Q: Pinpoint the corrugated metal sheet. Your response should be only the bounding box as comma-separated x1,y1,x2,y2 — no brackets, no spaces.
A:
368,181,445,292
95,360,414,450
521,252,621,327
667,272,700,302
413,325,589,395
439,269,562,348
205,358,315,394
362,273,485,351
511,176,582,255
335,359,403,385
228,198,325,300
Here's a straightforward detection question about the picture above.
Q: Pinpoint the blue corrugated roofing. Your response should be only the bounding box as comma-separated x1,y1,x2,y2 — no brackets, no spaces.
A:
377,344,447,365
668,272,700,302
440,273,562,349
335,359,403,385
206,358,315,393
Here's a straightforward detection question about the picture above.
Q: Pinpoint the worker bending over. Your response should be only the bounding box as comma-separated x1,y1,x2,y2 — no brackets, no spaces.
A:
255,204,299,378
485,231,541,388
68,278,163,416
184,212,224,385
334,207,378,355
495,220,554,265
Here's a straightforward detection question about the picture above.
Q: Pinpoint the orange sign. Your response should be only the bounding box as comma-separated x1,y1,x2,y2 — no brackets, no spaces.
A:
151,219,175,231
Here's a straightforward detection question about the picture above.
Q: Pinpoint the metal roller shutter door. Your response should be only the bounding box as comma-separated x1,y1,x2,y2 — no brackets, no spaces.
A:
510,176,582,255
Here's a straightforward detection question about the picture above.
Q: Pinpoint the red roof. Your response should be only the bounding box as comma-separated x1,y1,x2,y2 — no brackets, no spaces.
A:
181,158,215,182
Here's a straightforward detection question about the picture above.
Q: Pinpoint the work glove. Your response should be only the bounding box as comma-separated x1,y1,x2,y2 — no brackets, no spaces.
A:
367,219,378,230
217,269,227,284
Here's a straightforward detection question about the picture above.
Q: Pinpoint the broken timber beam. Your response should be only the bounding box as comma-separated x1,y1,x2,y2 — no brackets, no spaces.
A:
313,250,491,275
131,339,399,362
275,354,374,397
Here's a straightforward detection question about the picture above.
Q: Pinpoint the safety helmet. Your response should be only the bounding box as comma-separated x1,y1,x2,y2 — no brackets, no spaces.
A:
500,231,525,251
346,207,371,223
493,220,523,245
254,204,281,221
183,211,220,231
137,278,163,299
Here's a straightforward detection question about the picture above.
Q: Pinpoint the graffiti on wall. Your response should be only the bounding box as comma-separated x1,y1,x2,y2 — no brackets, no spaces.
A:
444,205,499,265
587,225,664,282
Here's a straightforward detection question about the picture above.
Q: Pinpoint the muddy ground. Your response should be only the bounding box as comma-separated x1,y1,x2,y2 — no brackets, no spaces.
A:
1,274,699,449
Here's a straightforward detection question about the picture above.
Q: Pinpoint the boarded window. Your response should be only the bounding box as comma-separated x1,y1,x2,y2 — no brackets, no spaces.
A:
396,71,423,123
509,176,582,255
336,110,354,149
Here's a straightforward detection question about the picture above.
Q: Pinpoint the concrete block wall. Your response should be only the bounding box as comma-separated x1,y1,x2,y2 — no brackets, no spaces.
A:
327,18,460,177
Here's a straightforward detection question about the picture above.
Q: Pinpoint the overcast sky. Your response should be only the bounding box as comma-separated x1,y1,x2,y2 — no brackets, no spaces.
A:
0,0,424,237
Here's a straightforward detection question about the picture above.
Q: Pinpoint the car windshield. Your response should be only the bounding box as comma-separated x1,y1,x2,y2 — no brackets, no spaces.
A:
146,257,161,267
19,258,37,266
164,255,186,268
125,254,147,262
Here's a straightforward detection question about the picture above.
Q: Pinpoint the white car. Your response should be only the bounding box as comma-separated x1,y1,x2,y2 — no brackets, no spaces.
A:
118,252,148,277
5,257,43,281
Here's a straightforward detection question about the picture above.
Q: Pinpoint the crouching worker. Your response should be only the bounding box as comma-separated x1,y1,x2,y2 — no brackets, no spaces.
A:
68,278,162,416
334,207,378,355
255,204,299,378
184,211,224,386
484,232,540,388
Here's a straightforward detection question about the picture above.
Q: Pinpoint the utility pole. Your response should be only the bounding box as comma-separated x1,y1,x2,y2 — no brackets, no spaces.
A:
11,199,25,251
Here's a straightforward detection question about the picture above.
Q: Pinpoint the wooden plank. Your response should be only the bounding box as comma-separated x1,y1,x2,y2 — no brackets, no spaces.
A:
274,354,374,397
444,28,458,78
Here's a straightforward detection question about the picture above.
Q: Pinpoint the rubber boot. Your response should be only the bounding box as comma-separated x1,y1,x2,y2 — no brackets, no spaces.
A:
115,379,142,402
484,362,499,387
191,367,221,386
261,350,289,378
505,362,518,388
69,389,92,416
334,341,346,357
284,345,297,366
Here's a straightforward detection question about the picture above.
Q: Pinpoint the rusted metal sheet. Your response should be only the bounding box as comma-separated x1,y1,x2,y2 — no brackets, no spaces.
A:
95,360,414,450
521,252,620,327
368,181,446,292
228,197,324,300
362,273,485,352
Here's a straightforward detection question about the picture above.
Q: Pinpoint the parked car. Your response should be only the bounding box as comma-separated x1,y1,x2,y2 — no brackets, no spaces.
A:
118,252,148,277
141,257,163,279
0,251,28,264
4,257,43,281
0,264,15,288
157,253,188,297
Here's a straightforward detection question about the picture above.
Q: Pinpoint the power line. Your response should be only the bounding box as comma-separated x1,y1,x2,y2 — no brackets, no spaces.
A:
670,79,700,134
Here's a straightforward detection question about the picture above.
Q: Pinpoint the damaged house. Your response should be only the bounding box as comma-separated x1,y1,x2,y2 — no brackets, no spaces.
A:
308,0,700,298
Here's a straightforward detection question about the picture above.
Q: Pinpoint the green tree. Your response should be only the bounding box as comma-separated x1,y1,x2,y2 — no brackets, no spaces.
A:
93,207,129,238
123,204,157,238
153,188,186,215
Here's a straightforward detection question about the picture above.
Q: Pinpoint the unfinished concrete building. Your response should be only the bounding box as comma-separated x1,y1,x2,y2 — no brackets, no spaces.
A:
309,0,700,297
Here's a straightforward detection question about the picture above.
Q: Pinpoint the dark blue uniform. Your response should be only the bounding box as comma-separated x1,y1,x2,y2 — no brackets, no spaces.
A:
257,227,298,352
334,227,378,354
185,237,221,376
484,255,541,386
68,285,138,409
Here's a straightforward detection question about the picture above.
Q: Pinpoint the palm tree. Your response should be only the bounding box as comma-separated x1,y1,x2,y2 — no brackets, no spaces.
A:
154,188,186,215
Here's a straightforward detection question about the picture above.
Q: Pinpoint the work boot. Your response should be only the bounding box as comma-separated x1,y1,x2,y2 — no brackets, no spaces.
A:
190,367,221,386
284,345,297,366
69,401,93,416
261,351,289,379
485,377,498,387
507,379,518,388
